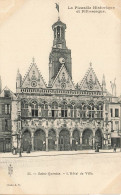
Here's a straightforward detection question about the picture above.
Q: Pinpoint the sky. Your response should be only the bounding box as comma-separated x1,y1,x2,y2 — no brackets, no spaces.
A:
0,0,120,95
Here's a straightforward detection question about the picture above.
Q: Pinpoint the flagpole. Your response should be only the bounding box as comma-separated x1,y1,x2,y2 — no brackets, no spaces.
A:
58,2,60,20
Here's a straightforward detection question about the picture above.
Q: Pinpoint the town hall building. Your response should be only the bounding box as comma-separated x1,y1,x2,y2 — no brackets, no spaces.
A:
0,15,121,152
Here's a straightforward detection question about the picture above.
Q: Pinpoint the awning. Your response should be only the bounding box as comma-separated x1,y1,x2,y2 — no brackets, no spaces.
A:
111,132,121,138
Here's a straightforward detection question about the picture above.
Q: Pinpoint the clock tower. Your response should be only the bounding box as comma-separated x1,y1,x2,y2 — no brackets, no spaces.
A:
49,18,72,84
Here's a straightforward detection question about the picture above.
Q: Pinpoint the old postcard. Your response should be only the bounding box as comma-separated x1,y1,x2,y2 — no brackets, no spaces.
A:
0,0,121,194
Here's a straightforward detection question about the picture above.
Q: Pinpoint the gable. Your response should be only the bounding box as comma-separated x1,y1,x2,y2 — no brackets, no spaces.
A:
21,63,46,89
0,86,17,99
52,65,75,90
78,66,102,91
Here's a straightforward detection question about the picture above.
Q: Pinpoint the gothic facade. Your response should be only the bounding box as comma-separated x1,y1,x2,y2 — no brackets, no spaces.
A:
0,17,121,152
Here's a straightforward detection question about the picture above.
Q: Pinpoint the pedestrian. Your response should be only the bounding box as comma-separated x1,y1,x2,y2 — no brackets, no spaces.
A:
113,144,116,152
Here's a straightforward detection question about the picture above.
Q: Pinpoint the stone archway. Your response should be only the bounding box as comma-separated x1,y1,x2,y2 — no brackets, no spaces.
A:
72,129,80,150
59,129,70,151
95,128,103,149
48,129,56,151
34,129,46,151
22,130,31,151
82,128,93,149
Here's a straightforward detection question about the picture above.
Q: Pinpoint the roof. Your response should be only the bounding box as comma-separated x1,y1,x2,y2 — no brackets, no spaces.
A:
52,19,66,30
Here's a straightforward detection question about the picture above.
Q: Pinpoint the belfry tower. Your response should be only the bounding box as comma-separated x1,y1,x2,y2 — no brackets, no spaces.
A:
49,12,72,84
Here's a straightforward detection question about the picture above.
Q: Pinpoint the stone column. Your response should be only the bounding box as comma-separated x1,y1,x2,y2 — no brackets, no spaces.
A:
31,132,34,151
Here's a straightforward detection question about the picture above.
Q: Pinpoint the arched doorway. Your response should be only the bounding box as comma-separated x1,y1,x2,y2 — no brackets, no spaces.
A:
48,129,56,151
59,129,70,151
72,129,80,150
22,130,31,151
34,129,46,151
82,128,93,149
95,129,103,149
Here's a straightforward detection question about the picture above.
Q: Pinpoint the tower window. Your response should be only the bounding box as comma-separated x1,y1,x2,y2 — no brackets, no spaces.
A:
57,26,60,38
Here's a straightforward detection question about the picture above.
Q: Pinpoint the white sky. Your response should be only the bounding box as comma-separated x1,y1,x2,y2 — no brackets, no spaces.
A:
0,0,120,95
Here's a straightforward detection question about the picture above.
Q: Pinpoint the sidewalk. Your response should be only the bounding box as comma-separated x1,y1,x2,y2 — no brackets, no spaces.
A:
0,149,121,158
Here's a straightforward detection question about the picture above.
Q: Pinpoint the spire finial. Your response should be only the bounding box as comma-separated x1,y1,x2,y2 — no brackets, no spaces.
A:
32,57,35,63
90,62,92,67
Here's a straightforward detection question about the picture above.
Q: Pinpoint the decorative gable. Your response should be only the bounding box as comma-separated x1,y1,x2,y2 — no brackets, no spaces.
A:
77,65,102,91
52,64,75,90
21,59,46,89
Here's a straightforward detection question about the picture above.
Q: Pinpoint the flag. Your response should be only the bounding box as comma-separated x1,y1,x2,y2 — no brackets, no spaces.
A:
55,3,59,12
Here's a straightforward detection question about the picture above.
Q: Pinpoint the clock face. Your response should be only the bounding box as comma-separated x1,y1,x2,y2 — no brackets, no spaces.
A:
57,44,62,48
59,57,65,64
31,81,37,87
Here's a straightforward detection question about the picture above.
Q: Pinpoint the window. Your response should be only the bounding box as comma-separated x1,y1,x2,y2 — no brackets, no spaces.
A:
115,109,119,117
31,101,38,117
52,102,58,118
115,121,119,131
70,103,76,118
4,90,10,97
110,108,113,117
5,104,10,114
5,119,8,131
97,103,103,118
111,122,113,132
21,100,28,117
80,103,86,118
88,103,94,118
57,26,60,38
41,101,48,117
61,102,67,117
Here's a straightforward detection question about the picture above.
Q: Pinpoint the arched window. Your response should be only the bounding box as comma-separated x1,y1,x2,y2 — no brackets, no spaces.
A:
70,103,76,118
21,100,28,117
57,26,60,39
88,103,94,118
52,102,58,118
31,100,38,117
41,101,48,117
61,102,67,117
80,103,86,118
97,103,103,118
61,27,64,39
